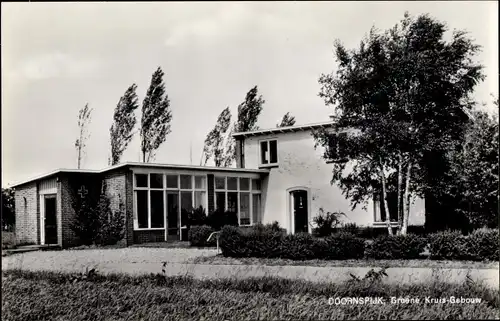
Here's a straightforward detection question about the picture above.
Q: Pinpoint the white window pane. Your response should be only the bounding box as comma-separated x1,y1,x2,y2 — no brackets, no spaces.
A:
252,194,261,224
136,190,148,228
180,175,192,189
215,177,225,190
195,176,206,189
240,193,250,225
215,192,225,211
150,174,163,189
166,175,178,188
180,191,192,228
252,179,261,191
269,140,278,163
135,174,148,188
239,178,250,191
150,191,164,228
194,191,206,209
227,177,238,190
260,141,268,164
227,192,238,213
181,191,193,211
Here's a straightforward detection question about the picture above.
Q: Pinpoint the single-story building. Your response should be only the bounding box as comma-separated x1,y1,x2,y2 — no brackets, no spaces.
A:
12,121,425,247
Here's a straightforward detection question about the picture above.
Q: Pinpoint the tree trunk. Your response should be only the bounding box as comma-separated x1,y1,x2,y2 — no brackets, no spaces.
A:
396,153,403,235
400,160,412,235
77,145,81,169
380,163,393,236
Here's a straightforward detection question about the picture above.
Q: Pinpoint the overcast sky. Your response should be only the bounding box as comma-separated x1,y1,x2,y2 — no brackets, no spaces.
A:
2,1,498,187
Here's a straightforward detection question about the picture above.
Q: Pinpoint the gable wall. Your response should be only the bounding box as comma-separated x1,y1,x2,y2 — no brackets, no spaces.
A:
14,182,39,244
243,130,425,230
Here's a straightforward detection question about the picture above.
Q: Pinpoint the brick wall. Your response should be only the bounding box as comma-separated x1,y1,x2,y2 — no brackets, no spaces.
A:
14,182,38,244
103,170,128,246
125,171,134,246
133,230,164,243
61,173,102,248
60,176,76,248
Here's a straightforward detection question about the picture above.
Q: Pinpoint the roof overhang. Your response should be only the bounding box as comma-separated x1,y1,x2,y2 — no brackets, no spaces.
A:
9,162,269,189
232,121,337,138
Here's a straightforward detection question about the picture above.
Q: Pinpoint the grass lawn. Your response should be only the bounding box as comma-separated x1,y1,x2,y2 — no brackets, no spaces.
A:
190,255,500,270
2,269,499,320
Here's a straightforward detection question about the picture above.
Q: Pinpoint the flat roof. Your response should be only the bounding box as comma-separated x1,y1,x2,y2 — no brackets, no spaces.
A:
232,121,336,138
10,162,269,188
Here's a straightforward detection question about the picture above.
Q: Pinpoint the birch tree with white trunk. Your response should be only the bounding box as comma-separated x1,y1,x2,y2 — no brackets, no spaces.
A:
314,12,484,234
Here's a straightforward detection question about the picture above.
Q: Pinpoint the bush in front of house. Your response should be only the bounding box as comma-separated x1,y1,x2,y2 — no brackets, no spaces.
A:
311,208,346,237
188,225,216,247
365,234,427,259
207,210,238,231
428,229,499,261
463,228,499,261
220,224,365,260
219,224,284,258
322,232,366,259
188,207,208,227
95,193,125,246
338,222,360,236
252,221,287,234
428,230,469,260
71,186,125,246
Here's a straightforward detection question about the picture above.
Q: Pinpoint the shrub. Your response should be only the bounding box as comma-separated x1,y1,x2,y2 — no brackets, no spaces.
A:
281,233,317,260
463,228,499,261
95,193,125,246
220,225,284,258
322,232,366,259
220,226,365,260
428,230,470,260
252,221,286,234
338,222,360,235
311,208,346,237
207,210,238,231
188,207,208,227
71,185,125,246
365,234,427,259
188,225,216,247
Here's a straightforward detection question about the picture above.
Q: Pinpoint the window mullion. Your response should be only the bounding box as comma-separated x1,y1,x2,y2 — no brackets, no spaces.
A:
249,191,253,225
147,174,151,229
237,178,240,225
225,177,228,211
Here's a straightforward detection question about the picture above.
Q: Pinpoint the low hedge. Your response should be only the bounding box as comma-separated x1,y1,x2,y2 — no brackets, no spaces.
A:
465,229,499,261
188,225,216,247
220,224,498,262
428,229,499,261
365,234,427,259
220,225,365,260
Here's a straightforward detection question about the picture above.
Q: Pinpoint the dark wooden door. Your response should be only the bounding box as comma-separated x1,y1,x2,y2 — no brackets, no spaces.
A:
293,191,308,233
44,196,58,244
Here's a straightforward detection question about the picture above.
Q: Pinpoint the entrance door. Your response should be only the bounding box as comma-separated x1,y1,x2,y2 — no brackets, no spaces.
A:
292,190,308,234
166,192,179,241
44,196,58,244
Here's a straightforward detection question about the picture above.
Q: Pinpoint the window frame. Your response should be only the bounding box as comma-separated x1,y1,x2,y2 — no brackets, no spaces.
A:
258,138,279,168
372,192,399,226
133,171,208,231
213,175,262,227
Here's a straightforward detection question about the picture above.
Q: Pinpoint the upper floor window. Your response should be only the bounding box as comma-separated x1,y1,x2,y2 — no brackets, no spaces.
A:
260,139,278,167
326,132,348,163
